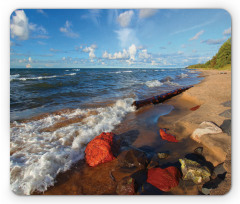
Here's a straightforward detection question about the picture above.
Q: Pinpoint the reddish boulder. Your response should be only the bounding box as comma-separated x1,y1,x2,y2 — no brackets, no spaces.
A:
159,129,179,143
85,132,115,167
147,166,181,192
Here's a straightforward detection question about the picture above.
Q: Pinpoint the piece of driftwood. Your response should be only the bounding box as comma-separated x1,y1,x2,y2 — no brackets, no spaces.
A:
132,86,193,109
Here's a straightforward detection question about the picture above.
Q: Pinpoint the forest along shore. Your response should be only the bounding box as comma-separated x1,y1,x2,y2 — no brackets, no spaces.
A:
42,69,231,195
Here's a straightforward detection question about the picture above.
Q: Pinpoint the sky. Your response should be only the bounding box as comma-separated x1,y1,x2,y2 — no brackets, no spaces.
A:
10,9,231,68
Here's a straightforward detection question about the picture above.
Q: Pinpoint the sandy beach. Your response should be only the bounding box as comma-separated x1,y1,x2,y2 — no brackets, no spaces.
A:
40,69,231,195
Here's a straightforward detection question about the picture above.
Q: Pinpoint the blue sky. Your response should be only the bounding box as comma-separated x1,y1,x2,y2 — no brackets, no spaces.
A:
10,9,231,68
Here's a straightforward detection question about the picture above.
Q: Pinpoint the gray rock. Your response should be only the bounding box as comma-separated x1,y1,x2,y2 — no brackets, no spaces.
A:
202,187,211,195
157,152,169,159
220,119,231,136
221,101,231,107
213,163,227,176
219,109,231,118
191,121,222,142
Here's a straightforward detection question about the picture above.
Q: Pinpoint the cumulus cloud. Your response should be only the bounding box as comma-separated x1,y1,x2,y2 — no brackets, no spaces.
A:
82,44,96,59
151,60,157,66
138,49,151,59
117,10,134,27
189,30,204,41
201,38,226,45
139,9,158,19
10,10,29,40
102,44,138,62
223,27,231,36
60,21,79,38
128,44,137,60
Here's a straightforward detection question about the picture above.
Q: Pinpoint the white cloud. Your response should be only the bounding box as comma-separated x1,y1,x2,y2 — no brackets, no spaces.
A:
82,44,96,59
10,10,29,40
60,21,79,38
128,44,137,60
139,9,158,19
62,57,66,61
177,51,184,55
223,27,231,36
117,10,134,27
201,38,226,45
28,57,32,62
115,28,139,48
151,60,157,66
189,30,204,41
37,9,48,17
138,49,151,59
26,64,31,68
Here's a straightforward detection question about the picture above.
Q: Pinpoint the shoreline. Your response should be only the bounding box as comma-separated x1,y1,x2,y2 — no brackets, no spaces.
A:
40,69,231,195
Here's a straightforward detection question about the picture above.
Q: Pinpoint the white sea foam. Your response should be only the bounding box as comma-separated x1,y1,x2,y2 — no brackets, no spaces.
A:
10,98,135,195
164,80,179,86
177,73,188,79
189,70,196,73
73,69,80,71
10,74,20,81
65,73,76,76
16,75,58,81
122,71,133,73
146,80,163,88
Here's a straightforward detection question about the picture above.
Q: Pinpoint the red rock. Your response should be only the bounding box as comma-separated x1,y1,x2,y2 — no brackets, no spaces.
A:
190,105,200,111
85,132,115,167
147,166,181,192
116,176,136,195
159,129,179,143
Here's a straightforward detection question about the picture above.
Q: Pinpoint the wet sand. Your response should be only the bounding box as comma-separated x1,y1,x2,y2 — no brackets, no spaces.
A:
40,69,231,195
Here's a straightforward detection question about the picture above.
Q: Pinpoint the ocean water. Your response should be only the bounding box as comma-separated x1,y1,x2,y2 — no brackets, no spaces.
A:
10,68,201,195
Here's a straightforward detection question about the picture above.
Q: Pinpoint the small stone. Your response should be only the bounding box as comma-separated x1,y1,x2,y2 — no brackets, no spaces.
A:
157,152,169,159
213,163,227,176
221,101,231,107
194,147,203,155
191,121,222,143
179,158,211,184
219,109,231,118
220,119,231,136
202,187,211,195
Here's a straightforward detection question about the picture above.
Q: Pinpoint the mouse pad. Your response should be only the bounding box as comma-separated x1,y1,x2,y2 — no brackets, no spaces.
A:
10,9,231,195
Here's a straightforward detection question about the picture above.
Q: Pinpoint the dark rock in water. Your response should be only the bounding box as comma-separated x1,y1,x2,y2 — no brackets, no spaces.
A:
131,169,148,190
219,109,231,118
138,182,166,195
112,130,140,156
147,166,181,192
116,176,136,195
220,119,231,136
221,100,231,107
138,146,156,160
117,149,149,169
157,152,169,159
160,76,173,83
194,147,203,155
147,154,160,169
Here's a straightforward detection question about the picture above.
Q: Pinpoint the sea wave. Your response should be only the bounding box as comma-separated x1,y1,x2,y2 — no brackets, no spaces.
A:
176,73,188,79
65,73,76,76
10,74,20,81
146,80,163,88
10,98,135,195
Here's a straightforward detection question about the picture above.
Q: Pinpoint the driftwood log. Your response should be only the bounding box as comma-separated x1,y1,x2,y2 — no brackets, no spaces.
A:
132,86,193,109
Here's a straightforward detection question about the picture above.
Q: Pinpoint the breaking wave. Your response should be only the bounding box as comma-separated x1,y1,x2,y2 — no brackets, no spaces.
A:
10,98,135,195
176,73,188,79
146,80,163,88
